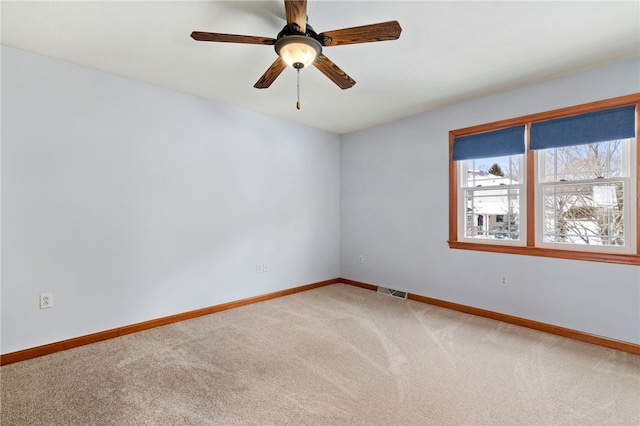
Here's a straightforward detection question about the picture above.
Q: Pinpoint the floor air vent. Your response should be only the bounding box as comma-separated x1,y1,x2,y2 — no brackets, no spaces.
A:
376,286,408,300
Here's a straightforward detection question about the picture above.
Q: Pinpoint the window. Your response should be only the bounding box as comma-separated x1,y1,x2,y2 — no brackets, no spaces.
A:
449,95,640,265
460,154,524,242
537,139,633,251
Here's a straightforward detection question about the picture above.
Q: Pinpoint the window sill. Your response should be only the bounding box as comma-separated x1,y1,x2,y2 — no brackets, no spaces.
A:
448,240,640,265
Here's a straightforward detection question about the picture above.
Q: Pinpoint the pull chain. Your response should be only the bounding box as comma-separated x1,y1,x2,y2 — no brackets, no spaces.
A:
296,67,301,110
293,62,304,110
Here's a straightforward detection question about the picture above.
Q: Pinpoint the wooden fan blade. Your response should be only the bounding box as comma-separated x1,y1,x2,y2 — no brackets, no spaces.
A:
254,57,288,89
313,54,356,90
284,0,307,34
318,21,402,46
191,32,276,45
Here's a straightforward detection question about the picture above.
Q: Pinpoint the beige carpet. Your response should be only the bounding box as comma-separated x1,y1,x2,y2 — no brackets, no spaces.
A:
2,283,639,425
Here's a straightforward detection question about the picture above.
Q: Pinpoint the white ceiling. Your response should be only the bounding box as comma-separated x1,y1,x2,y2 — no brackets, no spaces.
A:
2,1,639,134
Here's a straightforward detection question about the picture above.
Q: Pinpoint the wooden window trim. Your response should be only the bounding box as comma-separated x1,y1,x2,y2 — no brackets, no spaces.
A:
448,93,640,266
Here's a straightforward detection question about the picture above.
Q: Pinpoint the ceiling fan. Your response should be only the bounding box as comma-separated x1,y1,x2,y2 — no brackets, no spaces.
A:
191,0,401,99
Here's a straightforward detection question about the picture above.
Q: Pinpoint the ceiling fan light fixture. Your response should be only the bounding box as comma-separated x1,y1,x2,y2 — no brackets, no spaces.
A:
191,1,401,90
275,35,322,68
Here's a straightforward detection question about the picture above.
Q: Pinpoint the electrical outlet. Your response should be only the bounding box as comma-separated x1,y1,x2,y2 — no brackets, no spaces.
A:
500,276,508,287
263,263,269,273
256,263,263,273
40,293,53,309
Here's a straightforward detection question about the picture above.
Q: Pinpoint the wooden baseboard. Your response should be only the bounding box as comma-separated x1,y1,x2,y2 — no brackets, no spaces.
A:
340,278,640,356
0,278,341,366
4,277,637,365
339,278,377,291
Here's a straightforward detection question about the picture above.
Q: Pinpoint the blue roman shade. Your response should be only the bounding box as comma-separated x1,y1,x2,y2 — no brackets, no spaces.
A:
530,105,636,150
452,125,525,161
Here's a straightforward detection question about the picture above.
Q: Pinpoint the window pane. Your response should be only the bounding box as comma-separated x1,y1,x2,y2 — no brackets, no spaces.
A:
464,155,522,188
542,140,624,182
542,182,624,246
465,187,520,240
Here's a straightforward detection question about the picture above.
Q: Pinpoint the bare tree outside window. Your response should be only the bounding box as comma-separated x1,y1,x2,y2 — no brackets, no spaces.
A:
542,140,626,246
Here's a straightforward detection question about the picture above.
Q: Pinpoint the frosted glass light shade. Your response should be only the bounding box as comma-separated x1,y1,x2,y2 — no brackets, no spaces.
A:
275,35,322,68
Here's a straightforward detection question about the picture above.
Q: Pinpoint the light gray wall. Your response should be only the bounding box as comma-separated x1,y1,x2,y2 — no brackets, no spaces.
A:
1,46,340,354
341,58,640,345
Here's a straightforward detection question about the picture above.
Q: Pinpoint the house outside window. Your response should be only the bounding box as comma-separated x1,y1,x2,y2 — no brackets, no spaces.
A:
449,94,639,265
460,156,523,242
